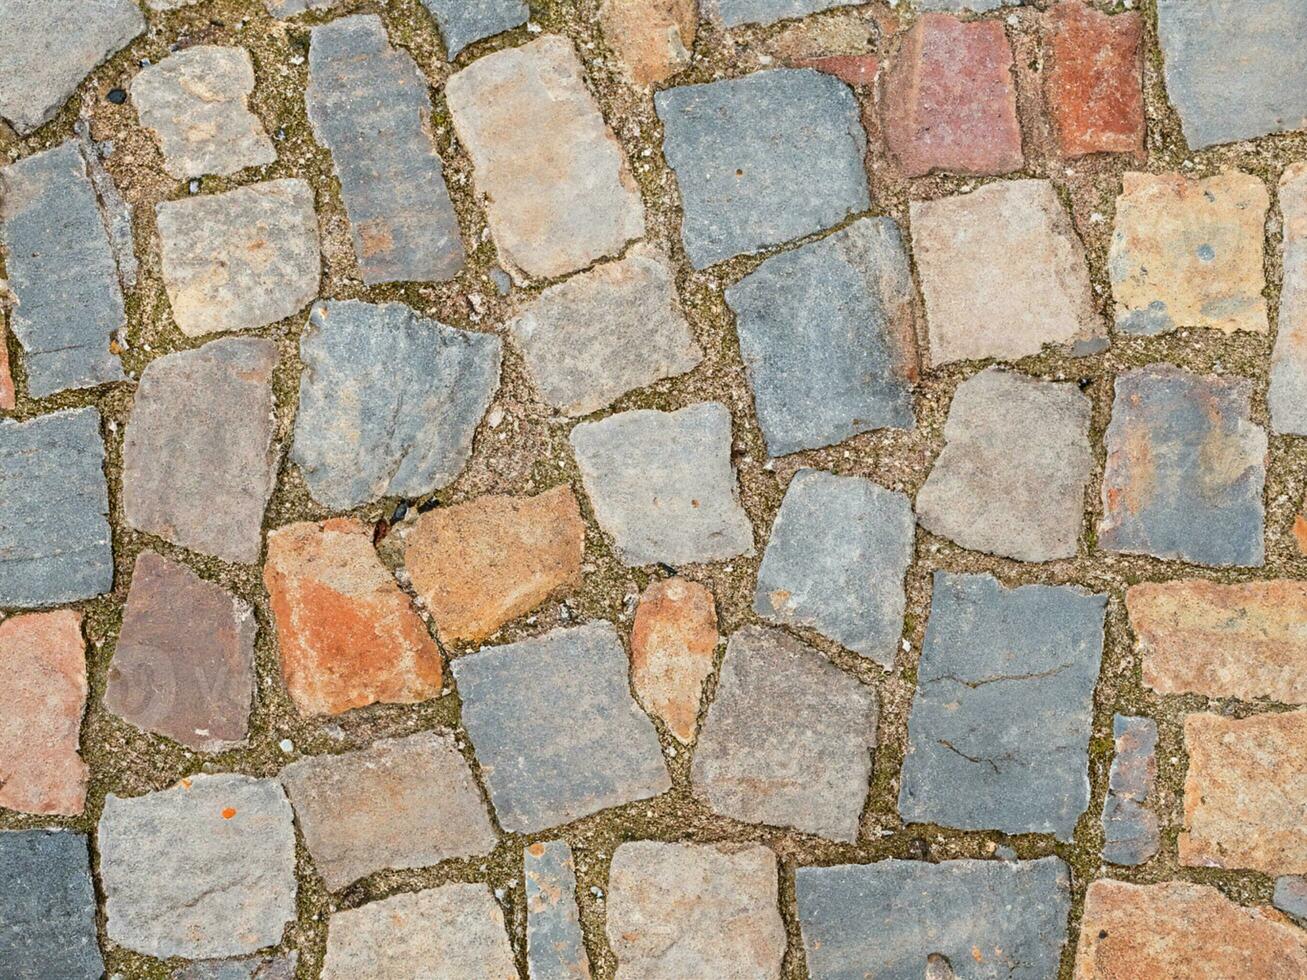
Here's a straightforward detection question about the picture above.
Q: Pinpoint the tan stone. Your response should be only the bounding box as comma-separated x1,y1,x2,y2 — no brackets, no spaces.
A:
630,577,718,743
0,320,14,410
601,0,697,87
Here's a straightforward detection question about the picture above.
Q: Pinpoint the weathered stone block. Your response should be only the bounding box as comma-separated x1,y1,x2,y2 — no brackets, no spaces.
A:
173,953,297,980
703,0,853,28
421,0,528,58
525,841,590,980
0,830,103,980
600,0,696,87
1101,715,1160,867
1270,164,1307,434
1275,876,1307,923
630,576,718,743
1045,1,1144,158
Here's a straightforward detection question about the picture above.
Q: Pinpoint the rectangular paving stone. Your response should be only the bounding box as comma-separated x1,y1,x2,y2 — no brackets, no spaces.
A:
703,0,855,28
1045,1,1144,158
524,840,591,980
1101,715,1160,867
173,953,297,980
1270,163,1307,434
421,0,528,58
0,830,103,980
0,321,13,410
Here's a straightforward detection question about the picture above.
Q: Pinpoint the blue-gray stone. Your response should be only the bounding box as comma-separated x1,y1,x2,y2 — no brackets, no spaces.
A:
704,0,857,28
0,830,103,980
754,469,913,667
898,572,1106,841
726,217,916,456
915,0,1018,11
451,622,670,833
524,840,590,980
173,953,298,980
656,69,870,268
1101,714,1160,867
1274,876,1307,922
421,0,528,58
795,857,1070,980
292,300,501,511
0,408,112,608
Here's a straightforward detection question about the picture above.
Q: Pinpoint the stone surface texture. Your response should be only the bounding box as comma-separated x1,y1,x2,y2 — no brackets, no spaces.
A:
0,323,13,410
1045,1,1144,158
266,0,343,15
172,953,298,980
420,0,529,57
630,576,718,743
1270,163,1307,433
1101,715,1160,866
1275,876,1307,922
0,830,103,980
704,0,852,29
524,840,591,980
600,0,697,87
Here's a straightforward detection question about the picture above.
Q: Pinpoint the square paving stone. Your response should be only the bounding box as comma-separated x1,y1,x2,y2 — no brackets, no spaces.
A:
0,830,103,980
421,0,528,58
725,216,917,456
1269,164,1307,434
524,841,590,980
702,0,856,28
898,572,1106,840
451,622,670,833
656,68,870,268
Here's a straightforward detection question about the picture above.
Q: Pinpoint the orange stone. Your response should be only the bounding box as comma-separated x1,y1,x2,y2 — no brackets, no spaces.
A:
0,320,14,410
630,577,718,743
600,0,697,88
1045,0,1144,158
1295,513,1307,556
266,517,442,717
793,54,879,88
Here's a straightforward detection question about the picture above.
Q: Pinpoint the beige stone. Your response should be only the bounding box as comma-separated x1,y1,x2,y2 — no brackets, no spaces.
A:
630,577,718,742
1270,163,1307,433
601,0,697,87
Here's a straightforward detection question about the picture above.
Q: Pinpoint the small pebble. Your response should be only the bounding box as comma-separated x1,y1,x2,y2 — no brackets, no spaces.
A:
106,88,126,104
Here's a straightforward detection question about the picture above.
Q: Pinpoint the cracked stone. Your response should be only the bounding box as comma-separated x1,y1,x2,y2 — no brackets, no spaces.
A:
630,576,718,743
1270,164,1307,434
0,830,103,980
420,0,528,58
703,0,853,28
173,953,297,980
1045,1,1144,158
600,0,696,87
524,841,590,980
1101,715,1160,867
1275,877,1307,923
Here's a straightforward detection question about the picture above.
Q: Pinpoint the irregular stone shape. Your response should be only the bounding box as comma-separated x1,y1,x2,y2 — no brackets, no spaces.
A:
1099,365,1266,567
1074,879,1307,978
0,0,144,134
0,141,127,395
899,572,1106,840
156,178,320,337
265,0,343,15
280,732,496,890
692,626,876,841
607,841,785,979
1101,715,1160,867
792,54,879,88
446,36,643,280
403,486,585,645
132,46,275,179
525,841,591,980
122,337,278,565
75,120,138,290
308,16,464,284
99,774,297,959
1156,0,1307,150
797,857,1071,980
570,403,753,566
916,368,1092,563
916,0,1014,9
703,0,852,28
509,246,702,417
292,299,500,510
725,217,917,456
601,0,697,87
451,622,670,833
0,322,13,410
1270,164,1307,434
1275,877,1307,922
0,830,103,980
265,518,443,717
106,552,256,751
323,884,517,979
173,953,297,980
1180,710,1307,876
630,577,718,743
880,14,1022,178
656,69,869,268
911,180,1103,366
420,0,528,58
1045,1,1144,158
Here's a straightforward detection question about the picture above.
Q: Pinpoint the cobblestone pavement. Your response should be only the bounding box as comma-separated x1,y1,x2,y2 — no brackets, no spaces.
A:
2,1,1307,978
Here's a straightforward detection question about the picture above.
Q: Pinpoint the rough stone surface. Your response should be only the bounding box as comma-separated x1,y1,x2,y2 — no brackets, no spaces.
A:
307,16,464,284
792,54,879,88
916,0,1014,9
1045,1,1144,158
797,857,1071,980
898,572,1106,840
630,577,718,743
173,954,297,980
704,0,852,28
524,840,591,980
1099,365,1266,567
155,178,320,336
601,0,697,87
725,216,917,456
446,36,644,281
692,626,876,841
265,0,343,15
292,299,500,510
420,0,528,58
607,841,785,979
99,774,297,959
106,551,256,751
0,323,13,410
911,180,1104,366
1275,876,1307,922
570,403,753,566
122,337,279,565
451,622,670,833
1270,163,1307,434
509,246,701,417
265,517,443,717
1101,715,1160,866
754,469,912,666
916,368,1093,562
0,830,103,980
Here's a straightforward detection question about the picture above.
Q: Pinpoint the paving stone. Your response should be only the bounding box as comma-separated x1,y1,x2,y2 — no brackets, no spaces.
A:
1098,365,1266,567
754,469,912,667
280,732,496,891
131,46,275,180
421,0,528,58
656,68,869,268
916,368,1092,563
1045,1,1144,158
1274,876,1307,922
692,626,876,841
451,622,670,833
403,485,585,645
0,830,103,980
147,0,201,8
1180,710,1307,876
524,840,591,980
0,141,127,396
898,572,1106,840
916,0,1017,9
0,0,144,134
173,953,297,980
509,246,701,417
75,120,138,290
265,0,343,15
703,0,853,28
796,857,1071,980
1270,164,1307,434
1109,171,1269,336
323,884,516,979
607,841,785,979
155,178,320,336
106,551,256,751
307,16,464,284
630,577,718,743
0,322,13,410
570,403,753,566
1100,715,1160,867
99,774,297,959
265,517,443,717
725,217,917,456
1157,0,1307,150
600,0,696,87
122,337,278,565
446,36,643,281
791,54,879,88
1075,879,1307,978
292,299,500,510
911,180,1104,366
880,14,1022,178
